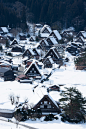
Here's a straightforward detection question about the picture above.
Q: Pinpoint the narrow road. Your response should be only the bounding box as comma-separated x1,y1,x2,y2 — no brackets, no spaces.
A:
20,123,38,129
0,118,38,129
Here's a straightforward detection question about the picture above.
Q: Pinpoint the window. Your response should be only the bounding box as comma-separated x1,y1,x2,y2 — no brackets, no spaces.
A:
44,101,47,104
32,68,34,70
40,105,44,108
34,71,36,73
30,70,32,73
41,102,42,104
47,105,51,108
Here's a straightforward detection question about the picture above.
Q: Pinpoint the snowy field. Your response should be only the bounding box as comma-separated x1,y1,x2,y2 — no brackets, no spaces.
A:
0,119,25,129
0,52,86,129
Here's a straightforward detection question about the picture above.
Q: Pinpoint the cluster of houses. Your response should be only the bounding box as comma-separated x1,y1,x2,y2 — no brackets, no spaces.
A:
0,24,64,82
0,24,86,118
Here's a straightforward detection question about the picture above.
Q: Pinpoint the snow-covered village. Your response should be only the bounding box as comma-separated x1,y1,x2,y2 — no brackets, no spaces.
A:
0,22,86,129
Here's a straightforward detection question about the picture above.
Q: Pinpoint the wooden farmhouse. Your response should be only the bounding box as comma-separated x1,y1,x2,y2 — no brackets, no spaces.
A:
61,31,69,38
35,43,42,49
44,47,63,65
11,44,23,52
43,56,54,68
32,48,40,59
10,39,18,47
75,36,86,46
0,27,9,34
40,25,52,34
33,94,61,115
40,39,49,50
25,59,43,69
77,31,86,39
49,30,62,42
29,36,36,42
23,48,35,59
46,36,58,47
40,25,52,38
24,61,42,80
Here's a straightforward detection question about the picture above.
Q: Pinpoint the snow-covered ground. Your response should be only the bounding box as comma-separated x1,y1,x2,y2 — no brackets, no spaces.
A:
24,118,86,129
0,52,86,128
0,119,25,129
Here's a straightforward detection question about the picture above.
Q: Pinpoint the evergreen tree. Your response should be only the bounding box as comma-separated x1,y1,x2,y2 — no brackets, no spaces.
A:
59,87,86,121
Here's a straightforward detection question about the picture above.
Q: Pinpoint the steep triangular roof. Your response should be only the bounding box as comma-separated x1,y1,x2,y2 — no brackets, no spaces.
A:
10,39,19,46
40,39,49,46
44,47,60,59
1,27,9,33
81,31,86,38
40,24,52,34
52,30,62,40
47,36,58,45
29,36,36,41
24,61,42,76
23,48,35,56
43,56,54,64
33,94,60,110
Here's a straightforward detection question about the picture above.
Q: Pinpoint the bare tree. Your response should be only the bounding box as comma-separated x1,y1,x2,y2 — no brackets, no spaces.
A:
15,95,20,105
9,94,15,105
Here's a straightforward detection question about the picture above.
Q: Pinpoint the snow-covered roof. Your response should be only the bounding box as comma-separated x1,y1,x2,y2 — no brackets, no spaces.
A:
44,40,49,46
48,36,58,45
29,36,36,41
1,27,9,33
24,60,42,76
48,56,54,64
11,52,22,57
47,93,59,108
53,30,62,40
0,63,12,67
12,44,22,49
40,33,50,38
51,47,60,58
40,39,49,46
44,56,54,64
34,42,40,48
0,60,12,66
0,101,15,111
34,48,42,55
3,56,13,60
29,48,35,55
0,67,11,73
40,24,52,34
0,109,14,113
35,24,43,28
33,93,59,109
62,27,75,33
80,36,85,42
81,31,86,38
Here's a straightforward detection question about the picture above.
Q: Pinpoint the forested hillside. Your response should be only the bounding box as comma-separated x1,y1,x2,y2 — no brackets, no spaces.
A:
0,0,86,31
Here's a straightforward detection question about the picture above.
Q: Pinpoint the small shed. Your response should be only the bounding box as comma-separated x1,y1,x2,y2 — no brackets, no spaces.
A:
0,67,15,81
0,109,14,118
